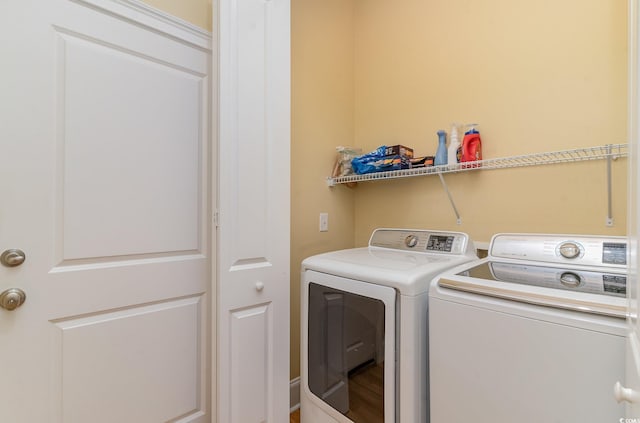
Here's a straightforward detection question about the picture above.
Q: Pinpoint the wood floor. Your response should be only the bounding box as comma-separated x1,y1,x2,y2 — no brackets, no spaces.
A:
345,363,384,423
290,362,384,423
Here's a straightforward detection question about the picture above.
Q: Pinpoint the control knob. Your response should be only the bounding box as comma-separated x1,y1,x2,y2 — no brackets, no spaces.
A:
560,272,581,288
405,235,418,248
559,242,581,259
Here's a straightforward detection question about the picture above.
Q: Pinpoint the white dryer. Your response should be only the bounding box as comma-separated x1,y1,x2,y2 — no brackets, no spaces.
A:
300,228,476,423
429,233,627,423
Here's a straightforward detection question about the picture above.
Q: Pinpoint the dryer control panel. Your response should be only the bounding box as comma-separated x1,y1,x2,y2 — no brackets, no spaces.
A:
490,233,627,268
369,228,471,255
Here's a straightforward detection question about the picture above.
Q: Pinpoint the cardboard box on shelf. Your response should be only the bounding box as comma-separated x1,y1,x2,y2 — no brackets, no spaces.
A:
410,156,434,168
384,145,414,158
381,155,411,170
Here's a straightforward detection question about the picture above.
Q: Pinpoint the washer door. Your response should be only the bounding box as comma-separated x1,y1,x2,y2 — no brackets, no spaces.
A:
304,270,397,423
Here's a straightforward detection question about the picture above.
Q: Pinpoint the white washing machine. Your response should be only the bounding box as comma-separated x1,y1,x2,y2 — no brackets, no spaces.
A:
300,228,477,423
429,233,627,423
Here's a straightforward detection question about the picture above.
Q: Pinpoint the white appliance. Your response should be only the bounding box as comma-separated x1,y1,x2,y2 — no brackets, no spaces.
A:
300,228,476,423
429,233,627,423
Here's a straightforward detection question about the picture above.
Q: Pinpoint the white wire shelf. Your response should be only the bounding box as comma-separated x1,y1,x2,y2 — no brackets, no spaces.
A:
327,143,628,187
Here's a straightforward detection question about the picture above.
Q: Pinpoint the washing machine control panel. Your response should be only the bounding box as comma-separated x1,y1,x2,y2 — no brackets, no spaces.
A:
370,229,470,255
490,234,627,268
426,234,456,252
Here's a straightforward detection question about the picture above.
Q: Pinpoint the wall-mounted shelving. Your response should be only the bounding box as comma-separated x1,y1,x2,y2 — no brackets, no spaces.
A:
327,143,628,226
327,143,628,187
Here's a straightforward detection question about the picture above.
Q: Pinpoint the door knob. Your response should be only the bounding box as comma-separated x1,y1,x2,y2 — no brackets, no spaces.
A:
1,249,26,267
0,288,26,311
614,381,640,403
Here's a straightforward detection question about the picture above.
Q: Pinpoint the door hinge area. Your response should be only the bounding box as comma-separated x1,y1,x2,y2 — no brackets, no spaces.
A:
214,211,219,228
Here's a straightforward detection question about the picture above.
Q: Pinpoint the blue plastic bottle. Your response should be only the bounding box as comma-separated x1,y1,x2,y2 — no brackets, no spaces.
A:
434,130,448,166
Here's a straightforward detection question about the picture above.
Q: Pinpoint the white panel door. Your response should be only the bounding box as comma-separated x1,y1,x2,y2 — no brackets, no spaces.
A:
216,0,290,420
0,1,211,422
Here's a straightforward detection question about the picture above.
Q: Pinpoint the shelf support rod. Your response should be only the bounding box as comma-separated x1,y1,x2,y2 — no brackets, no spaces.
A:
438,173,462,225
606,144,614,227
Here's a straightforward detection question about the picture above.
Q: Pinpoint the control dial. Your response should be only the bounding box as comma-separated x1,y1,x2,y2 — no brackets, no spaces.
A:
405,235,418,248
560,272,581,288
559,242,581,259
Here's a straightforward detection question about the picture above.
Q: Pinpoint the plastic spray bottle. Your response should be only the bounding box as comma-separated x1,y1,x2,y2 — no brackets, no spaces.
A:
447,123,461,166
434,130,448,166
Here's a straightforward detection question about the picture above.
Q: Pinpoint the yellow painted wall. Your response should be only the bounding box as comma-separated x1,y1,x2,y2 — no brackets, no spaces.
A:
291,0,628,380
353,0,628,245
291,0,357,379
141,0,211,31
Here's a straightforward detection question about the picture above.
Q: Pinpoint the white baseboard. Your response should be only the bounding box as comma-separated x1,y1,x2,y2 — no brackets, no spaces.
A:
290,377,301,413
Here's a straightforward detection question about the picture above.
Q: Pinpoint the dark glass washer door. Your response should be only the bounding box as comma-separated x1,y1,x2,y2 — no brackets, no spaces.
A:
308,282,387,423
457,261,626,297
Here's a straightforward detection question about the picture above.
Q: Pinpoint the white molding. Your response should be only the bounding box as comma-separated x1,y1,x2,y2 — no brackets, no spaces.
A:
70,0,212,51
290,377,301,413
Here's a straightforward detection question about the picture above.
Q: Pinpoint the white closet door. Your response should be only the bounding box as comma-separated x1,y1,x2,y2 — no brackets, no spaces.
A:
216,0,291,421
0,1,212,422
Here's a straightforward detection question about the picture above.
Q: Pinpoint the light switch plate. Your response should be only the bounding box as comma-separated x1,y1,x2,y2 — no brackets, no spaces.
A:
319,213,328,232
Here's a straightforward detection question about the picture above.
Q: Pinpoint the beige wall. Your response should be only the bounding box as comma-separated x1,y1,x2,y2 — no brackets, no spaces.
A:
291,0,628,380
291,0,357,379
141,0,211,31
352,0,628,245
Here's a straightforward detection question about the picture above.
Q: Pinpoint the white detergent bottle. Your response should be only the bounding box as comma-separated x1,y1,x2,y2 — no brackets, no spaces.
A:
447,123,461,166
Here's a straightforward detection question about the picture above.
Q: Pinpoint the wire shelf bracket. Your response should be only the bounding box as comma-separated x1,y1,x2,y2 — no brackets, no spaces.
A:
438,174,462,225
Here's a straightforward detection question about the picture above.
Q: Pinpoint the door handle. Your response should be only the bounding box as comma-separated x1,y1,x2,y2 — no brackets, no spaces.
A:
1,249,26,267
0,288,26,311
614,381,640,403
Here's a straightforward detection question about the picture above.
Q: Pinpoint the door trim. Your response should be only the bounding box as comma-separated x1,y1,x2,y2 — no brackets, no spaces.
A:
70,0,212,49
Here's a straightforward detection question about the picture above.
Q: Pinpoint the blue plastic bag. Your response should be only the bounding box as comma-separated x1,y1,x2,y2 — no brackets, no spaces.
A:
351,146,387,174
351,146,409,174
